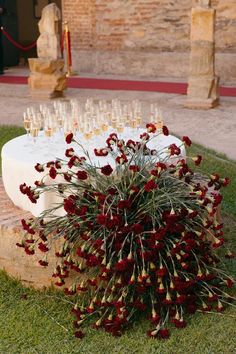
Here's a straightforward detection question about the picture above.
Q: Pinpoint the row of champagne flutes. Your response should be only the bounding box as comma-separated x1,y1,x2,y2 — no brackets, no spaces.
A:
23,99,164,146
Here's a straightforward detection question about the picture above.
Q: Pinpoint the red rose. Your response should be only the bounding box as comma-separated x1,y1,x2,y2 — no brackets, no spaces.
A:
144,179,158,192
77,170,88,180
162,126,169,136
182,136,192,146
49,167,57,179
66,132,73,144
101,164,113,176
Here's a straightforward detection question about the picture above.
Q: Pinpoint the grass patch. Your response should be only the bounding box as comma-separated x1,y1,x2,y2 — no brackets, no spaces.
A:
0,125,235,353
0,125,25,175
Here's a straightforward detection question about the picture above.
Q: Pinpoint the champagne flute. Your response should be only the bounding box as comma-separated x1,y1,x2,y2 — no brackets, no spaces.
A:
30,121,39,145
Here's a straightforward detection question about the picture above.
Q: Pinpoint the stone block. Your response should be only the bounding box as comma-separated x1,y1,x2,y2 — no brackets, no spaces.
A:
191,8,215,42
28,58,66,99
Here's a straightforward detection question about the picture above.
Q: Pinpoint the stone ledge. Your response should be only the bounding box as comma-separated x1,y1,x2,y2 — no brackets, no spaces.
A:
0,178,70,289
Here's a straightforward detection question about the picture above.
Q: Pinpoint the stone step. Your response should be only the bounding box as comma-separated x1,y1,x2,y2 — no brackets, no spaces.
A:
0,177,69,289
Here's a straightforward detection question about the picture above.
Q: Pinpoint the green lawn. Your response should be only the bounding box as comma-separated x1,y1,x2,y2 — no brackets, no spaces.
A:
0,125,236,354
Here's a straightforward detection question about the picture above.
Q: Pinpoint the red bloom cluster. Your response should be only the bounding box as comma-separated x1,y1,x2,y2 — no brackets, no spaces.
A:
18,123,234,340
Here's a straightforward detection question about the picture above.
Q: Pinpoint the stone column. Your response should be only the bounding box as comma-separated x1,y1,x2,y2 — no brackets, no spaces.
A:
185,1,219,109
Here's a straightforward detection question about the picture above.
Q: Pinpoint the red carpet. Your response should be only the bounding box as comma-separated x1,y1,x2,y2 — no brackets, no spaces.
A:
1,75,236,97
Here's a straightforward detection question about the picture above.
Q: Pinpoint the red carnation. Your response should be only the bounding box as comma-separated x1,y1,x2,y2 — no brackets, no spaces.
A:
182,136,192,146
192,155,202,166
132,223,144,234
35,163,44,172
140,132,150,141
144,179,158,192
38,242,49,253
116,154,128,165
49,167,57,179
66,132,73,144
146,123,156,133
162,126,169,136
77,170,88,180
96,214,107,226
19,183,29,195
175,320,187,329
129,165,140,173
74,330,85,339
65,148,74,157
94,148,109,157
159,328,170,339
222,177,230,187
64,173,72,181
101,164,113,176
118,199,131,209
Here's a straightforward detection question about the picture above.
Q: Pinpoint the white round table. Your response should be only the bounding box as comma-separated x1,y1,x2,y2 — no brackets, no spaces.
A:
1,128,185,217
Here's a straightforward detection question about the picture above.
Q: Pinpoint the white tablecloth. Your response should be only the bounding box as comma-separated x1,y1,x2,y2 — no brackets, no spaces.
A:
1,128,185,217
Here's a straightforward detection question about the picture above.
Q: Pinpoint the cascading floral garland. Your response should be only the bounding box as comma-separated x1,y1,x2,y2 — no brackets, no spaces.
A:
17,124,235,339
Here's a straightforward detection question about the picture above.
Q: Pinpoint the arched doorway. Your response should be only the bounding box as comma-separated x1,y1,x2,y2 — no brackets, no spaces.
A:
2,0,62,67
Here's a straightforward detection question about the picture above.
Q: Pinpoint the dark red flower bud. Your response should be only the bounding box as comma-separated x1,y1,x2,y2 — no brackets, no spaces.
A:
77,170,88,180
49,167,57,179
101,164,113,176
65,148,74,157
74,330,85,338
35,163,44,172
182,136,192,146
162,126,169,136
159,328,170,339
144,180,158,192
146,123,156,133
66,132,73,144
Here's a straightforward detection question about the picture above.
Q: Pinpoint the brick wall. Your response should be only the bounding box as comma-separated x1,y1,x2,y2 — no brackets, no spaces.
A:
61,0,236,81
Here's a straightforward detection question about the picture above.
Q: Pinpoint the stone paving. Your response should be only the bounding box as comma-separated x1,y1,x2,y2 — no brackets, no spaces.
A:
0,70,236,160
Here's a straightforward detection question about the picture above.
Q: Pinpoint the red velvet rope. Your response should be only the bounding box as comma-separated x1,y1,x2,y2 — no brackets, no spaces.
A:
0,27,36,51
61,30,65,53
66,30,72,67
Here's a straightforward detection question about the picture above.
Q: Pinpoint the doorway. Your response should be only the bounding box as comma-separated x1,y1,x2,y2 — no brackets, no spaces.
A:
2,0,62,67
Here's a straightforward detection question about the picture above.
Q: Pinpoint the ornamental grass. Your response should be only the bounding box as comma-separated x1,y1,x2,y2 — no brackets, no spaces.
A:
18,124,234,339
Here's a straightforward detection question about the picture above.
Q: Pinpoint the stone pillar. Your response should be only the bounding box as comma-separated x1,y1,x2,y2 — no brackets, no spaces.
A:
185,1,219,109
28,3,66,99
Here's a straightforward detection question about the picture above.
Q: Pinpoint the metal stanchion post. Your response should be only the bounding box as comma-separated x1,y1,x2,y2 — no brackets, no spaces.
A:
63,21,77,77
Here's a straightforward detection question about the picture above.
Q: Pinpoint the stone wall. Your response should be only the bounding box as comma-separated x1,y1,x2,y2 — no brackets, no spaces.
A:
61,0,236,81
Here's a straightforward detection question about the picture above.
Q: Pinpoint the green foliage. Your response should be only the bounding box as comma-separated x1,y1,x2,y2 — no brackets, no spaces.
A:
0,264,235,354
0,125,25,175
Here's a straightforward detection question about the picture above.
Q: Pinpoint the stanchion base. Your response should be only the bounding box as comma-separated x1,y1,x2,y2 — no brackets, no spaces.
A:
66,71,78,77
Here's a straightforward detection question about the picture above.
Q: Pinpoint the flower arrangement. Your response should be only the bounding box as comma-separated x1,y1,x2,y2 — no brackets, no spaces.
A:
18,124,234,339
